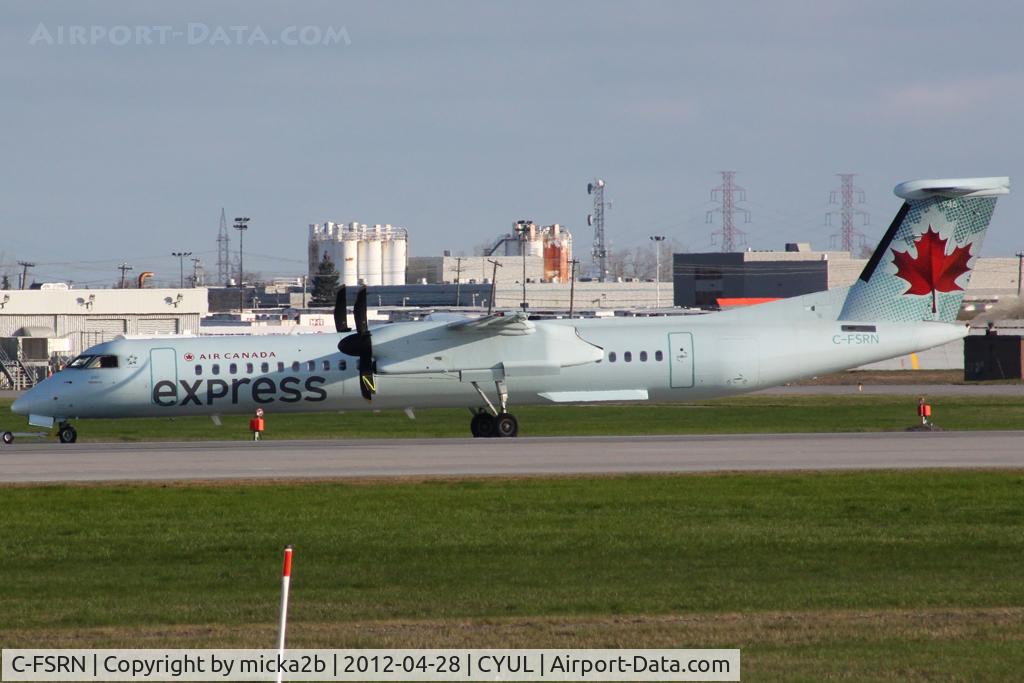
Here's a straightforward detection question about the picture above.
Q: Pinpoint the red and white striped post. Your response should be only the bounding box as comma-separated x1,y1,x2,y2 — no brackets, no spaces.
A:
276,545,294,683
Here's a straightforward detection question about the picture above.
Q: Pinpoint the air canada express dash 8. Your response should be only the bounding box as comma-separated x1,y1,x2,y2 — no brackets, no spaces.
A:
7,177,1010,444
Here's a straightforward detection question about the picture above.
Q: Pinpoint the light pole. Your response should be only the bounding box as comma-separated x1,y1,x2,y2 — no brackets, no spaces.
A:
171,251,192,288
233,217,250,286
515,221,530,311
650,235,666,308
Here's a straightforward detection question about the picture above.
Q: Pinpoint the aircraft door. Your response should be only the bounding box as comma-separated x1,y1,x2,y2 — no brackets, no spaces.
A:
668,332,694,388
149,348,178,404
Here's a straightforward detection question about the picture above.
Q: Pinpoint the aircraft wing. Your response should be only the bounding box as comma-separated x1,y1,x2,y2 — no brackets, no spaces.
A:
444,312,535,336
373,317,601,376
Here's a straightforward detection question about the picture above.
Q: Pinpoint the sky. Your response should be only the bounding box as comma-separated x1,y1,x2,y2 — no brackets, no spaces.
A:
2,1,1023,287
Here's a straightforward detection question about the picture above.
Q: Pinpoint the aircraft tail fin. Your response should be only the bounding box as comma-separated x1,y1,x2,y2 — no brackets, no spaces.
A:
839,177,1009,323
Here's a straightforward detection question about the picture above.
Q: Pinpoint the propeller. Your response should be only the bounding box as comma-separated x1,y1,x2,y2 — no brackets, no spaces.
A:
338,286,375,401
333,285,351,333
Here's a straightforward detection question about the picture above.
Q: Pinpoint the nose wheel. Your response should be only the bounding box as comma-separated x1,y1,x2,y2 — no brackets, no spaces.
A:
58,423,78,444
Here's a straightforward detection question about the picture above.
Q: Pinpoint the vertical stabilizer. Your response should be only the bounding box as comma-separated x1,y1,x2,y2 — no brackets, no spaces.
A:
839,177,1009,322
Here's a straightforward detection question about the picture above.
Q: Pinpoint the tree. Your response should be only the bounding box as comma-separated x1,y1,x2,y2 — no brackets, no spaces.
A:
310,253,340,306
0,274,9,290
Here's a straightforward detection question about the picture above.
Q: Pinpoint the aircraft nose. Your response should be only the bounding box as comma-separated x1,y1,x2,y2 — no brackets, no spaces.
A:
11,388,41,416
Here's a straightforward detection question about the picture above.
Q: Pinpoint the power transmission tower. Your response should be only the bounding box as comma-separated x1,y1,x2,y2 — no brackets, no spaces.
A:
216,208,231,285
587,179,611,281
706,171,750,252
827,173,870,253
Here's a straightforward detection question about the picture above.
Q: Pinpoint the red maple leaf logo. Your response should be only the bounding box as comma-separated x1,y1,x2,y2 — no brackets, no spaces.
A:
891,226,972,313
183,353,194,361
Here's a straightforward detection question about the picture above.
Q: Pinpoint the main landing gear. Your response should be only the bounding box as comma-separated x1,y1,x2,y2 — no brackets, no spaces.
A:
58,421,78,444
468,380,519,438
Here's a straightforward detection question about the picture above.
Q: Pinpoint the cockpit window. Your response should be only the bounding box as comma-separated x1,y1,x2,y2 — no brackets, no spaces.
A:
67,354,118,369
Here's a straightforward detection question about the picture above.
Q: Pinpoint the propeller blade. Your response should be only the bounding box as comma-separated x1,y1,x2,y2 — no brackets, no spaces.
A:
354,286,369,336
358,364,376,400
333,285,350,333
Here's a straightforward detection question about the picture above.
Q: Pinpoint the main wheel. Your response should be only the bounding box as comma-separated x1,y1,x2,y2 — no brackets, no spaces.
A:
471,413,496,438
494,413,518,438
2,431,12,445
58,426,77,444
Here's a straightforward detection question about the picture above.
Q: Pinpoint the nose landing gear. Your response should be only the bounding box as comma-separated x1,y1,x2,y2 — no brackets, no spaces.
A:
468,380,519,438
58,422,78,444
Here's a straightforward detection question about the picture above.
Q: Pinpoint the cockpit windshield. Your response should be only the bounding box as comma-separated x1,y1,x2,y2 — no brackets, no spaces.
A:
67,354,119,369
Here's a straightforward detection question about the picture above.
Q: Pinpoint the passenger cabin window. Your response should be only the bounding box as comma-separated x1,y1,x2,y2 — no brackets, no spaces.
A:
277,362,285,372
322,360,330,371
195,365,202,376
338,359,347,371
212,364,220,376
229,363,237,375
608,352,616,363
655,350,664,362
261,362,270,373
246,363,254,374
624,351,632,362
640,351,648,362
307,361,315,372
291,361,300,372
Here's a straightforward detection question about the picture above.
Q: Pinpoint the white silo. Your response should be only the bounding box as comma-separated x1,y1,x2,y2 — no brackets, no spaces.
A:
363,225,384,286
381,226,408,285
339,225,360,286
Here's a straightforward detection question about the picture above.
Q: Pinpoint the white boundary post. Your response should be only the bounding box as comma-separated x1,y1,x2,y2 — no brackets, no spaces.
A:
276,545,293,683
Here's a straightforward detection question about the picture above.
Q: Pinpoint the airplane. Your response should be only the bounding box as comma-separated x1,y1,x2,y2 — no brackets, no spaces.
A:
5,176,1010,444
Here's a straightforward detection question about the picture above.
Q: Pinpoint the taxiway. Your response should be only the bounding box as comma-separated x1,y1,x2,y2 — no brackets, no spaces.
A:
2,431,1022,483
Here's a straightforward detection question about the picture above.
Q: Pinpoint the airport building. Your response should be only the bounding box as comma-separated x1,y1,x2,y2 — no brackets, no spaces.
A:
673,246,1022,309
0,286,208,389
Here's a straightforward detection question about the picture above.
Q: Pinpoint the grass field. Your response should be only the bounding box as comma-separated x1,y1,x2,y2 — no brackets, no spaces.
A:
3,393,1024,441
2,472,1024,680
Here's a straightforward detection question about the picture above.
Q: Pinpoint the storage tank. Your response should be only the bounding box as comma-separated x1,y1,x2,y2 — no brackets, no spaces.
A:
339,228,360,286
543,239,561,282
359,225,384,286
382,227,408,285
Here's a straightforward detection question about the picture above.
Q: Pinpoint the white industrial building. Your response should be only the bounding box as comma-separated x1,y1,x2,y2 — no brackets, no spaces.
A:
0,286,208,389
308,222,408,286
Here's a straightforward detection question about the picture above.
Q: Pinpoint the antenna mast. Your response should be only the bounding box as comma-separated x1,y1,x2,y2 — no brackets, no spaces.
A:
587,179,610,281
216,208,231,285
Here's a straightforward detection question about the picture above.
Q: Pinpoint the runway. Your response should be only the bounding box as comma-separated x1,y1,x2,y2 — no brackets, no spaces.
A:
2,431,1023,483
